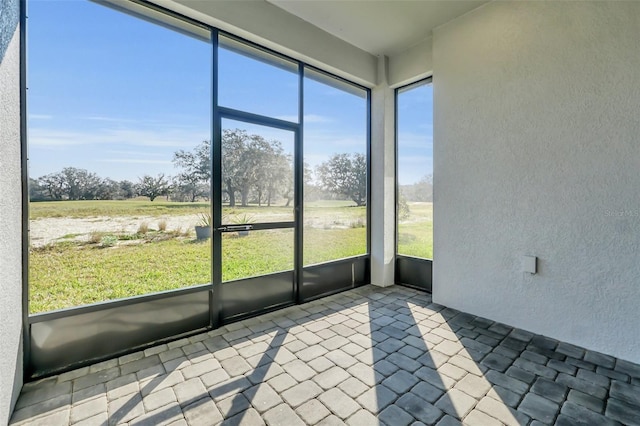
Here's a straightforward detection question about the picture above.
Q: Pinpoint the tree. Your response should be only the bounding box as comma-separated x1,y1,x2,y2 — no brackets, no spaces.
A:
399,174,433,202
60,167,102,200
118,180,136,199
171,175,209,202
95,178,120,200
221,129,245,207
397,190,410,219
29,178,48,201
172,131,293,207
136,174,170,202
221,129,291,207
173,141,211,202
227,131,271,207
316,153,367,206
31,169,163,201
250,139,292,207
37,168,102,201
38,173,65,200
272,149,294,207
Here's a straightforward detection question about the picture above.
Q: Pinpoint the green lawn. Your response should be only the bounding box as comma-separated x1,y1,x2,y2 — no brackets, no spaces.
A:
30,226,367,313
397,221,433,259
30,198,361,220
31,238,211,312
29,199,430,313
397,202,433,259
30,198,211,219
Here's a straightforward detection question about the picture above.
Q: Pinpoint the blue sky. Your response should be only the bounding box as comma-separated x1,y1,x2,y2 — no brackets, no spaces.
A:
397,82,434,185
27,0,431,185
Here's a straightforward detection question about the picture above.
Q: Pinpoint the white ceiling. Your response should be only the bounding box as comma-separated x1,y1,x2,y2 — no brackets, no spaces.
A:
266,0,488,56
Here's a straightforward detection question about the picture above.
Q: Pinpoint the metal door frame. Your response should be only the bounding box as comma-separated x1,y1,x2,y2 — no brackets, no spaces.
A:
211,101,302,327
394,77,433,292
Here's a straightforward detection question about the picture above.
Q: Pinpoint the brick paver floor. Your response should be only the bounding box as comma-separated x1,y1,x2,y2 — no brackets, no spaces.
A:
10,285,640,425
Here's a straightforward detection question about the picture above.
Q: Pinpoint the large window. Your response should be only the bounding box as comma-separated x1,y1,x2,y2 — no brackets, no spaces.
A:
25,0,371,376
27,1,369,316
219,36,299,121
303,69,369,265
27,1,212,313
396,80,433,259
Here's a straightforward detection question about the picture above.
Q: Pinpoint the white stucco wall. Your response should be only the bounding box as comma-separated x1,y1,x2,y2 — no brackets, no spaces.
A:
370,55,395,287
0,0,23,421
388,36,432,88
157,0,377,87
433,1,640,363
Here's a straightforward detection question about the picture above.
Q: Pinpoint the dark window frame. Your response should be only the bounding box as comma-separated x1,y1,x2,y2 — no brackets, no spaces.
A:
394,77,433,291
21,0,372,378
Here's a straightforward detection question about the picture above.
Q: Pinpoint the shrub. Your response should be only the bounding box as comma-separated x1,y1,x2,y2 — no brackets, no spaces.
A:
398,193,410,220
158,220,168,232
88,231,102,244
100,235,118,248
137,222,149,234
198,213,212,227
350,219,365,228
168,227,182,236
232,213,256,225
118,233,141,241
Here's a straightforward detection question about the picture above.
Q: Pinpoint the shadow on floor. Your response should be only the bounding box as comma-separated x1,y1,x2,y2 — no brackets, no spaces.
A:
10,285,640,425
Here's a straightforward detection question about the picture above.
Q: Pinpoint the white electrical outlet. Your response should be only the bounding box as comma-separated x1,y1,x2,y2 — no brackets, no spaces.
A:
522,255,537,274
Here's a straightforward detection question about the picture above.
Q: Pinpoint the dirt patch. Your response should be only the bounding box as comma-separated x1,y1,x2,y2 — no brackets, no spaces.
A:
29,214,202,247
29,211,367,248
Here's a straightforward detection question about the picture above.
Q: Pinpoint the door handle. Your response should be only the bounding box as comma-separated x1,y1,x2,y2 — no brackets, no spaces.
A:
217,225,253,232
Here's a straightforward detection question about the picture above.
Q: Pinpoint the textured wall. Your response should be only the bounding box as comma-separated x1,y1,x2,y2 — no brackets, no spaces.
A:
0,0,23,422
160,0,377,87
370,55,396,287
433,1,640,363
388,36,432,88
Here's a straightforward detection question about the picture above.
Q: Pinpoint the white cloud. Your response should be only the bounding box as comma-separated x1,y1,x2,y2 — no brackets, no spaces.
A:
106,149,167,158
304,114,332,123
98,159,173,165
397,131,433,149
79,116,138,123
29,130,86,146
304,131,367,152
77,116,208,129
29,114,53,120
29,127,208,148
398,155,432,164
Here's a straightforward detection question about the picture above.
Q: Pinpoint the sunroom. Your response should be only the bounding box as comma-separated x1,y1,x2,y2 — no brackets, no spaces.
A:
1,0,639,425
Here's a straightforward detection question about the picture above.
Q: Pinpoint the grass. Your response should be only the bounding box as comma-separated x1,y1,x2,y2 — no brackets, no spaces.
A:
30,238,212,313
397,221,433,259
30,199,211,219
58,233,82,240
397,202,433,259
30,227,367,313
28,200,431,313
304,228,366,265
30,198,360,220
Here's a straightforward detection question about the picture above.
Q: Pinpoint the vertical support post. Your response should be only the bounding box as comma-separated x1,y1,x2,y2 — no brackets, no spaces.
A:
370,55,395,287
294,64,304,304
19,0,30,379
211,30,222,328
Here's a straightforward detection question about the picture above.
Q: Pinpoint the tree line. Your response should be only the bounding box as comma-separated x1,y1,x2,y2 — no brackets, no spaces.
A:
399,174,433,202
30,129,368,206
30,168,137,202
